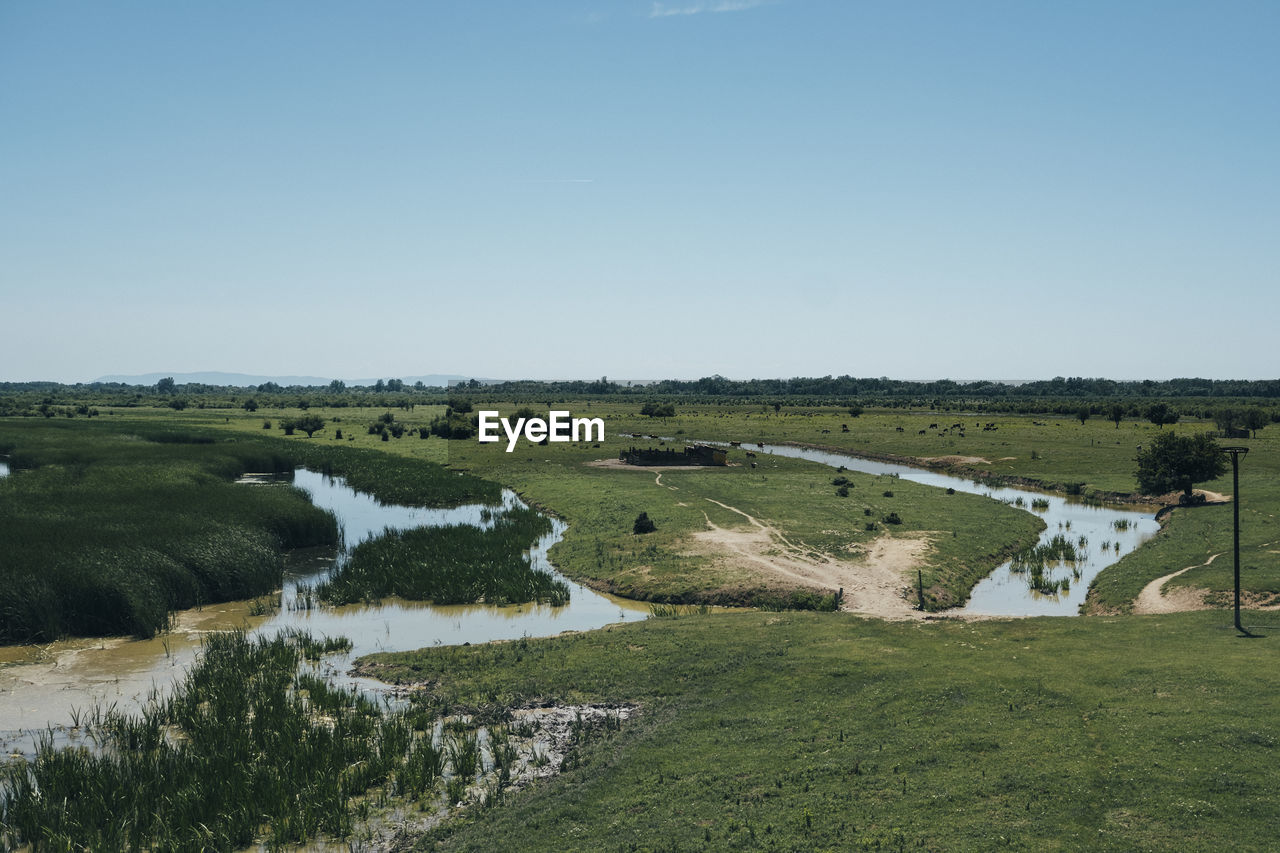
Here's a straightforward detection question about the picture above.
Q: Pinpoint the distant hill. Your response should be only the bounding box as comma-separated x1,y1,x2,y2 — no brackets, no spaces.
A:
93,372,480,388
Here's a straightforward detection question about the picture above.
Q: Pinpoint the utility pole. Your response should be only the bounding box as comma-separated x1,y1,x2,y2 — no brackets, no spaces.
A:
1222,447,1249,635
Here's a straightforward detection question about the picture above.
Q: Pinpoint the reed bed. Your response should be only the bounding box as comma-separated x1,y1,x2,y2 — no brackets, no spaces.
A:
0,629,538,850
0,627,624,848
0,423,338,641
1010,534,1080,595
2,631,368,848
317,507,569,607
0,420,502,642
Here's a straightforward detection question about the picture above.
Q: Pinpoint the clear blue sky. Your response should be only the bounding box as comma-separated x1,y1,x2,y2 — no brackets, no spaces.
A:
3,1,1277,383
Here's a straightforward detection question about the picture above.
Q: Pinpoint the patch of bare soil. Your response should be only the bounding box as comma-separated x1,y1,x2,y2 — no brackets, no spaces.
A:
920,455,992,466
690,498,932,620
586,459,708,472
1152,488,1232,505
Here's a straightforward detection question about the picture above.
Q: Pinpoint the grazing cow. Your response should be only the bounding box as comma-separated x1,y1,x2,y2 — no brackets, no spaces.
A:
751,462,757,468
929,423,938,429
821,429,830,434
895,426,905,432
745,451,756,458
730,441,742,447
918,429,926,435
757,442,765,448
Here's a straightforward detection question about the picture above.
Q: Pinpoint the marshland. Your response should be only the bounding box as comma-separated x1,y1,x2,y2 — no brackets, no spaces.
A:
3,383,1280,850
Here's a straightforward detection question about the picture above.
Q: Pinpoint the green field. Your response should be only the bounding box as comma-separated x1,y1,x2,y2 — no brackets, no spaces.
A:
192,402,1044,611
28,398,1279,614
358,609,1280,852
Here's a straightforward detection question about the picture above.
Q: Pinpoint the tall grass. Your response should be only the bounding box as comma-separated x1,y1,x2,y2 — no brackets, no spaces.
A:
0,629,539,849
1010,533,1079,595
1,631,373,848
317,507,569,607
0,422,338,641
0,419,503,641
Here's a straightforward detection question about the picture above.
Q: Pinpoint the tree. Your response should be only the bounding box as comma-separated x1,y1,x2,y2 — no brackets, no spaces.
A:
640,402,675,419
1212,407,1242,435
1109,403,1124,429
633,512,656,534
1076,406,1090,425
847,405,863,418
155,376,176,394
1145,403,1178,429
1242,408,1269,438
328,379,346,393
1135,432,1226,498
243,398,258,412
295,414,326,438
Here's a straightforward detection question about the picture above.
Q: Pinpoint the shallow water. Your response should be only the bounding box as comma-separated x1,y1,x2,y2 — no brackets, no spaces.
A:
0,468,647,756
727,441,1159,617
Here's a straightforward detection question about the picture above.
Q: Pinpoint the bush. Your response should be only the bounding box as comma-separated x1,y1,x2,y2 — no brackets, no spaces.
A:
884,512,903,525
836,485,849,497
633,512,657,535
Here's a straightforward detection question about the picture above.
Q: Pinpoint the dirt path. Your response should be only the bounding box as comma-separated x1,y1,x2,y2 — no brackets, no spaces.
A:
692,498,931,620
1133,553,1222,614
585,458,708,489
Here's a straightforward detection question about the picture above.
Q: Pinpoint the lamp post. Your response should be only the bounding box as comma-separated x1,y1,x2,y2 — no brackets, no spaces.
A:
1221,446,1249,634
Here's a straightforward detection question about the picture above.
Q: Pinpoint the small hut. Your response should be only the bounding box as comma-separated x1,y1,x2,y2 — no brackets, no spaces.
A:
620,444,727,467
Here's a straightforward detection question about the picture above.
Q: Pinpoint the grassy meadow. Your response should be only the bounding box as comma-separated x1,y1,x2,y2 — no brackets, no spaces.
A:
153,402,1043,611
359,609,1280,852
13,397,1279,615
149,397,1280,613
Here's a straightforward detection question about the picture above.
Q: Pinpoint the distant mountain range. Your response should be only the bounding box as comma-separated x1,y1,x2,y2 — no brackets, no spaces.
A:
93,371,483,388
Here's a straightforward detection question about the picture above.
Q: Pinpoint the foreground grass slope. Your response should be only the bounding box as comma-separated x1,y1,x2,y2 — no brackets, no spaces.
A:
360,610,1280,852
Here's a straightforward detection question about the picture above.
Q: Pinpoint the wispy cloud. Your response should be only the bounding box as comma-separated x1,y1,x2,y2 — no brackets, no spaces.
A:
649,0,773,18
